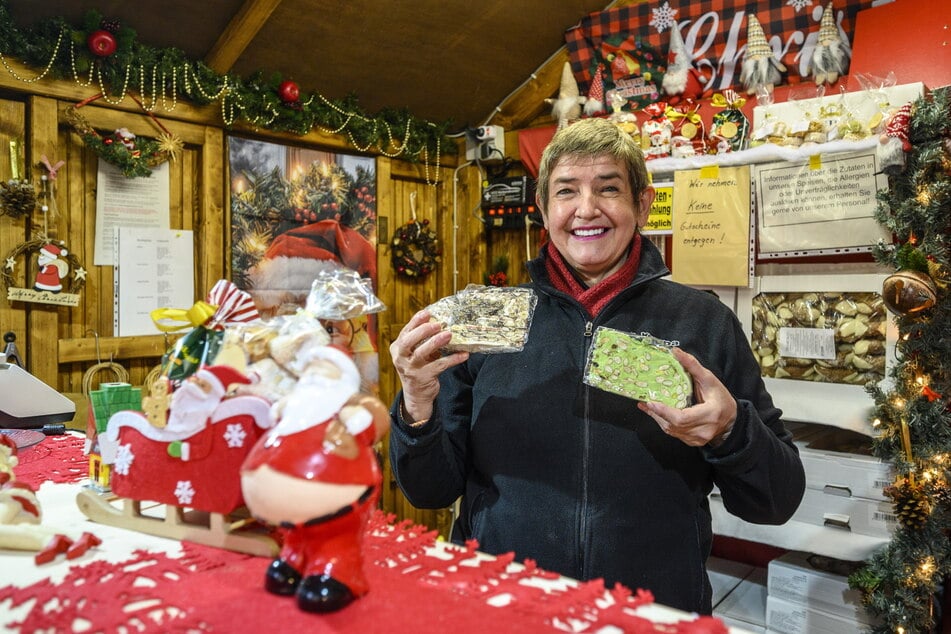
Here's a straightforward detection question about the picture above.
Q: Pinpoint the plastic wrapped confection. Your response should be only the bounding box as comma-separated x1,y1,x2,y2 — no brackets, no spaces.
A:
583,327,692,409
426,285,537,353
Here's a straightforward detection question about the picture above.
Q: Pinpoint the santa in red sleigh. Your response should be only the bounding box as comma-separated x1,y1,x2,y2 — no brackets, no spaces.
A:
99,365,272,515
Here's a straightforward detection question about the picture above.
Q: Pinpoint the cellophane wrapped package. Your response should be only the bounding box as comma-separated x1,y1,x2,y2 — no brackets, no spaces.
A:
583,326,692,409
426,285,537,353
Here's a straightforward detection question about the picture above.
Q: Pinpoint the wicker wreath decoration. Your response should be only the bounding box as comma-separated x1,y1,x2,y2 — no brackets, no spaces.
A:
391,219,440,278
65,106,180,178
1,238,86,295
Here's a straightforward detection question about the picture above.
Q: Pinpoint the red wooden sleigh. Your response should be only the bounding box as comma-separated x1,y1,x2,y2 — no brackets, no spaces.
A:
77,396,279,556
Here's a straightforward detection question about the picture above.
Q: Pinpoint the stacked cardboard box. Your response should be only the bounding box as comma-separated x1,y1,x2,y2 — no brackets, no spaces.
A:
765,551,878,633
710,557,767,633
786,421,896,539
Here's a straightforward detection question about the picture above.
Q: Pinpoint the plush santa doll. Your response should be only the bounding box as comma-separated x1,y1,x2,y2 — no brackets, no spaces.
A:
240,345,389,613
661,23,709,105
165,364,252,461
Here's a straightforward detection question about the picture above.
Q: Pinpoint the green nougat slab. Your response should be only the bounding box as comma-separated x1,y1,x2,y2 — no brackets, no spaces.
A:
583,327,692,409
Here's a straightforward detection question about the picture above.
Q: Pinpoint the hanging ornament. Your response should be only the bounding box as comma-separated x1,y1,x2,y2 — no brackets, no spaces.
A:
391,192,439,279
278,80,301,104
2,238,86,307
882,269,938,316
87,29,117,57
885,478,931,530
921,385,941,402
0,180,36,218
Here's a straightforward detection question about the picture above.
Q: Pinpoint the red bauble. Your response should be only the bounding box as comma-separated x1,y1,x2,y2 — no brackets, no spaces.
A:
278,80,300,104
87,30,117,57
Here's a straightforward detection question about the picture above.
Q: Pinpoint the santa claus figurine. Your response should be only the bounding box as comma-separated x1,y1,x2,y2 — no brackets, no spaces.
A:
165,364,253,461
240,344,389,613
33,243,68,293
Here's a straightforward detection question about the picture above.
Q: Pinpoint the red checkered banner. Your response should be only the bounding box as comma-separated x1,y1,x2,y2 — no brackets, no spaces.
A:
566,0,880,97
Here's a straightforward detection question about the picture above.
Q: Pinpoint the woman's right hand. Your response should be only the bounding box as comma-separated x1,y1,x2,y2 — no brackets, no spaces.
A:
389,310,469,422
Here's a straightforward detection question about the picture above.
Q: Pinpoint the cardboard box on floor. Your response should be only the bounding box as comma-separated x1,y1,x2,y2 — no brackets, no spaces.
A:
767,551,877,626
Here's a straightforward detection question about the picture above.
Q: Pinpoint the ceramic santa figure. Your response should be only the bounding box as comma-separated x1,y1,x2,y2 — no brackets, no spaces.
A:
240,345,389,613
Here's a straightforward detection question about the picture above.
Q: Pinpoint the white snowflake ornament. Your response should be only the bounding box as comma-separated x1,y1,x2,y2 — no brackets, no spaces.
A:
787,0,814,12
113,443,134,476
649,2,678,33
224,423,247,448
174,480,196,505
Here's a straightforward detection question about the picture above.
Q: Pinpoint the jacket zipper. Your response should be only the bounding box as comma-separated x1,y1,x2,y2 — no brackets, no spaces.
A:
579,319,594,577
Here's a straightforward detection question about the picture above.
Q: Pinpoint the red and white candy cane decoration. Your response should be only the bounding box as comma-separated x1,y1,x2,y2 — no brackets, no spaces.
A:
206,279,260,329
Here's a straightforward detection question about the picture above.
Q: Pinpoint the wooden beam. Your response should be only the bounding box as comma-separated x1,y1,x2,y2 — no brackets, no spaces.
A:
59,335,179,363
204,0,284,74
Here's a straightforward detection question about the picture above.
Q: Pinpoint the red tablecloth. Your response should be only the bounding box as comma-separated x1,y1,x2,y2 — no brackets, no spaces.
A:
0,434,734,633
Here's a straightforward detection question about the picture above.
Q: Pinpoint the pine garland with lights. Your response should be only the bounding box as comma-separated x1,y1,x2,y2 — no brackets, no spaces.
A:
0,1,449,173
847,87,951,634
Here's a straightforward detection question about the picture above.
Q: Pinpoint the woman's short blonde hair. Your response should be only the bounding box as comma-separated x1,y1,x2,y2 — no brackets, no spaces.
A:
536,118,650,213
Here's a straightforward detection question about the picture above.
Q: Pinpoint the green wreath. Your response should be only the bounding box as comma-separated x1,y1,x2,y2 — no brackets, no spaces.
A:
391,219,440,278
65,106,177,178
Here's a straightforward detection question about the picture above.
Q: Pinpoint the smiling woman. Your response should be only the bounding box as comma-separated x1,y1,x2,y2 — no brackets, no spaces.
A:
387,116,805,615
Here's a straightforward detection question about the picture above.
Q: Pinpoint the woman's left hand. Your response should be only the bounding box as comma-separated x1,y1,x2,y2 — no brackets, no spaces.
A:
636,348,737,447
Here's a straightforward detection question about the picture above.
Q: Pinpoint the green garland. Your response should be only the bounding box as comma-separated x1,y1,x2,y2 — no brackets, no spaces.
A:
847,86,951,634
0,1,450,167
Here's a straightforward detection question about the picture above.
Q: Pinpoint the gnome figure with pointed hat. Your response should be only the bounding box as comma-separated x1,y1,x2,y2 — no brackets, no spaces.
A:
546,62,586,129
662,23,709,105
739,14,786,95
809,3,850,86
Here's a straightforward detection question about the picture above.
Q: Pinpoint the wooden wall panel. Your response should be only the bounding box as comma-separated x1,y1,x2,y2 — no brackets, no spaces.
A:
2,71,485,541
25,96,61,387
0,97,27,365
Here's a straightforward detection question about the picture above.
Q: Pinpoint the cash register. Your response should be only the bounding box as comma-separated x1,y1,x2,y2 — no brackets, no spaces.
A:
1,332,75,429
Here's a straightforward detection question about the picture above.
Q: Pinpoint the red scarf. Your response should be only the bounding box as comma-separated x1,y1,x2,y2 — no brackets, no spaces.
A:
543,234,642,318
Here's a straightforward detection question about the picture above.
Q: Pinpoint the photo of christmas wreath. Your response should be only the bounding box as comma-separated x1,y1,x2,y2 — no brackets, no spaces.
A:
390,219,440,278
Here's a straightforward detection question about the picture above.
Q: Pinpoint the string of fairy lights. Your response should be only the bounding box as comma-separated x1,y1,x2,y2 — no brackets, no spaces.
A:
0,2,448,185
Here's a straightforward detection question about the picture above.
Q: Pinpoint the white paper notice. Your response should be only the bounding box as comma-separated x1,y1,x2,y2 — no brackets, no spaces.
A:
94,161,170,266
755,150,889,258
114,227,194,337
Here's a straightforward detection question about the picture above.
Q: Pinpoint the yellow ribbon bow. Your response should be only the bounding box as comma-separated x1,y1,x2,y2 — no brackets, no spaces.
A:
664,106,702,124
711,91,746,110
150,301,218,332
